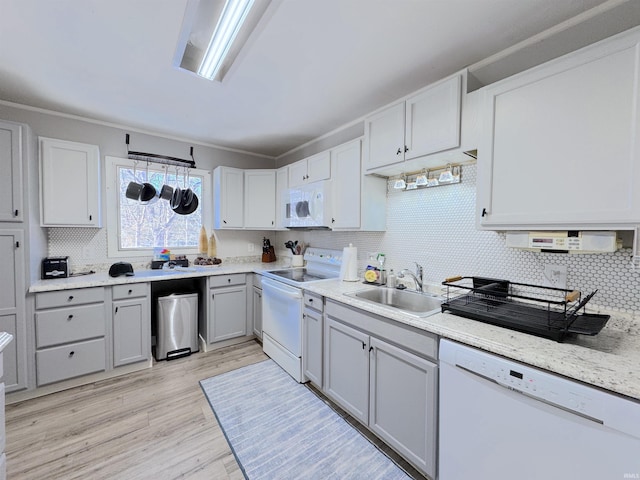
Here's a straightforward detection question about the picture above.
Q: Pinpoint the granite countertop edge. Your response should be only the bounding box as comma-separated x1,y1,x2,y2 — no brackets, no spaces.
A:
304,279,640,403
28,261,286,293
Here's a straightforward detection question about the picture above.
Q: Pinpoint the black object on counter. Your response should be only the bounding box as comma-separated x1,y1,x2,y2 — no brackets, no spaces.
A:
109,262,135,277
41,256,70,280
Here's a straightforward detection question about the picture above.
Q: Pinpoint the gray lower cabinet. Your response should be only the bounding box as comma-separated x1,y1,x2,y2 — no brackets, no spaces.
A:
302,291,323,388
0,230,27,393
207,274,247,344
251,273,262,339
34,287,107,386
324,300,438,478
112,284,150,367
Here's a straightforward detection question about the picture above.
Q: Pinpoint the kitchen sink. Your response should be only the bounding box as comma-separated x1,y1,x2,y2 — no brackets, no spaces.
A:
345,288,444,317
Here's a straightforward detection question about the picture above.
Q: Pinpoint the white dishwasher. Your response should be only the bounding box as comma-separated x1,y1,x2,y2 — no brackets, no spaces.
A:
439,339,640,480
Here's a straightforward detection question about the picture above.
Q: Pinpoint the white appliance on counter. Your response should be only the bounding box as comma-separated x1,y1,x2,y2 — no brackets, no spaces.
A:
284,180,333,229
261,248,342,382
439,339,640,480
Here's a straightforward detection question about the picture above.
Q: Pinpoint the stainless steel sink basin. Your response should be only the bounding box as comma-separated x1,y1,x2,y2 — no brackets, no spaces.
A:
345,288,444,317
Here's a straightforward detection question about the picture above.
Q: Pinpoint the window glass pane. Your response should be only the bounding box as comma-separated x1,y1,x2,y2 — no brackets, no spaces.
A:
118,166,203,250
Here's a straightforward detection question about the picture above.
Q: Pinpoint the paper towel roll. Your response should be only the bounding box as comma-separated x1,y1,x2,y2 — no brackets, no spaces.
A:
340,244,359,282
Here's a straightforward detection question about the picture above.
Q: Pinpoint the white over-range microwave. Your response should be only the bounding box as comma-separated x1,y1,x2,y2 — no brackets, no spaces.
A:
284,180,332,229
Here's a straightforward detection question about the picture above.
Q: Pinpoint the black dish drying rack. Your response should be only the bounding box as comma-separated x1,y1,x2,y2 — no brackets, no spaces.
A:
441,276,609,342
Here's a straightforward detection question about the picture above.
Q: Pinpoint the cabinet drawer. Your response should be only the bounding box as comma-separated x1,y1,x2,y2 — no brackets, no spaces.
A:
209,274,245,288
112,283,148,300
304,292,323,312
36,338,106,386
36,304,105,348
36,287,105,309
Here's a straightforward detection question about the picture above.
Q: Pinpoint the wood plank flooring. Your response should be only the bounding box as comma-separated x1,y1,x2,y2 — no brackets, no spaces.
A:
5,340,268,480
6,339,426,480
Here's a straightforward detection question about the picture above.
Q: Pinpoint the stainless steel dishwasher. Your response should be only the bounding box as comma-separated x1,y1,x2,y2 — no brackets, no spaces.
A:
155,293,199,360
439,339,640,480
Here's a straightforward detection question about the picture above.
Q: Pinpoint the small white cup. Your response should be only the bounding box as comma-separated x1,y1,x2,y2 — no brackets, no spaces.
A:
292,255,304,267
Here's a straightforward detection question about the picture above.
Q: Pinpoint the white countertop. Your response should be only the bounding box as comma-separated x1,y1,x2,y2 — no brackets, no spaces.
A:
305,279,640,402
28,261,284,293
28,267,640,402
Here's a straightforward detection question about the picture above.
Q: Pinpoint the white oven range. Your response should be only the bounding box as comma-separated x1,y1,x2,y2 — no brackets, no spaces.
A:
261,248,343,382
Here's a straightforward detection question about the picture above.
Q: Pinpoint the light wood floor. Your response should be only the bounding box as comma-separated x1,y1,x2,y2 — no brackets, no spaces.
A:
6,339,426,480
5,340,268,480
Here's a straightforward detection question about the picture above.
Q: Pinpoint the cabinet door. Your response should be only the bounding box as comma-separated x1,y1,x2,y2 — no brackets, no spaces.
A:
40,137,101,227
244,170,276,229
323,317,369,424
113,298,150,367
0,122,23,222
478,34,640,228
303,307,322,387
214,166,244,228
288,160,308,188
275,166,288,229
0,230,26,392
209,285,247,343
405,74,461,160
252,286,262,338
331,140,361,229
363,102,405,171
306,151,331,183
369,337,437,478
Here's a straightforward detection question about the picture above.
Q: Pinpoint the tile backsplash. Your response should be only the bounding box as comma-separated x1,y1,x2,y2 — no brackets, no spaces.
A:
49,163,639,313
277,164,640,313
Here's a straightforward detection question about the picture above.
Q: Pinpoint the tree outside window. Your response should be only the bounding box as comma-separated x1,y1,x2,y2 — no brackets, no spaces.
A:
118,165,203,250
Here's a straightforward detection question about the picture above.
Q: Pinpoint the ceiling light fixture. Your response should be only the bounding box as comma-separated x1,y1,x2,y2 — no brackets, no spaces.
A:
198,0,255,80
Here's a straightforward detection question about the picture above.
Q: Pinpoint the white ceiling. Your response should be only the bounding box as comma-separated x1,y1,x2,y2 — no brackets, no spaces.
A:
0,0,629,158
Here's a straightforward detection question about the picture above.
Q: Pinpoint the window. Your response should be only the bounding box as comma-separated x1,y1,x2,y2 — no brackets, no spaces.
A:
106,156,212,258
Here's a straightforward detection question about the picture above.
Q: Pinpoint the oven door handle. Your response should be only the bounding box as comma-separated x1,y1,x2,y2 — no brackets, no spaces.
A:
262,278,303,298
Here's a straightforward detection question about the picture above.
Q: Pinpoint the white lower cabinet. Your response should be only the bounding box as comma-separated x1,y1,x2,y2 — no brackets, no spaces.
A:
369,337,437,476
252,281,262,339
324,300,438,478
302,292,323,387
112,284,150,367
206,275,247,344
34,287,107,386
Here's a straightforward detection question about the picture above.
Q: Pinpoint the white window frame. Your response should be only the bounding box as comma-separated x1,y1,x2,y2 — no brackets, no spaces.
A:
105,155,212,258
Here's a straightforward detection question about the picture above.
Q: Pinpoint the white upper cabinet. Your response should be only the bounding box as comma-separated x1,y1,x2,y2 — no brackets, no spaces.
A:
364,102,406,171
288,151,331,188
477,29,640,230
39,137,101,227
364,73,462,173
213,166,244,229
244,170,276,229
331,139,386,231
275,166,288,230
0,121,23,222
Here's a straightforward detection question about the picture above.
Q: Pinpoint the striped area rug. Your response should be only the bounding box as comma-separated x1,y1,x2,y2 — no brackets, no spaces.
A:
200,359,411,480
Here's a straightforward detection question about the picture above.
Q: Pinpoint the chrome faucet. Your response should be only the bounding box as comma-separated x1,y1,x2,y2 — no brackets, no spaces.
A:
398,262,423,292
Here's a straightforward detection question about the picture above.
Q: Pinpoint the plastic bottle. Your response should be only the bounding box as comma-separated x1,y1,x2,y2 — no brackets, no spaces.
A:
387,269,396,288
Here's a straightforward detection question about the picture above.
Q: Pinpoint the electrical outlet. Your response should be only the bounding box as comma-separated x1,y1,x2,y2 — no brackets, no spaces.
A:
247,243,255,253
543,264,567,289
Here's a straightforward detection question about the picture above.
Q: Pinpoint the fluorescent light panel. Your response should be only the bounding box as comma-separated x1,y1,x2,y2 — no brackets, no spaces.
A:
198,0,255,80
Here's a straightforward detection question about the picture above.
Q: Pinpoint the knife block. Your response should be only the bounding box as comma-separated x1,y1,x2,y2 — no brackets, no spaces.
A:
262,246,276,263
